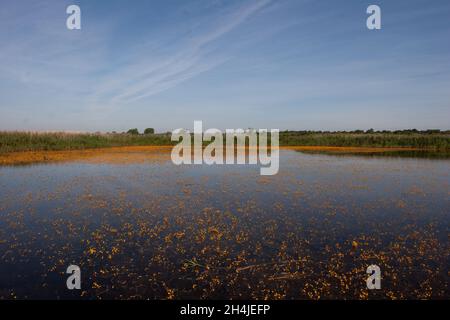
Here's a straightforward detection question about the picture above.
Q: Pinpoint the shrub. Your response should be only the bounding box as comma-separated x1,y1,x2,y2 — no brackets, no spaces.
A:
127,128,139,135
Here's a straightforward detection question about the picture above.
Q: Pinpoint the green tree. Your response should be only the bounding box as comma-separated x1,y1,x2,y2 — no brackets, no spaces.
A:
127,128,139,135
144,128,155,134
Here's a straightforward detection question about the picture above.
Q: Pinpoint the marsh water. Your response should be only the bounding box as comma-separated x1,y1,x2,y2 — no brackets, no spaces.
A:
0,149,448,299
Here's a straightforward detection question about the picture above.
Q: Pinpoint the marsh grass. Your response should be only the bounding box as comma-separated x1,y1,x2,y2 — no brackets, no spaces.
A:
0,130,449,153
0,131,173,153
279,131,450,150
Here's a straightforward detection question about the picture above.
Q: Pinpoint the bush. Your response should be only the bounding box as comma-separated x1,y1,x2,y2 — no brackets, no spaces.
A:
144,128,155,134
127,128,139,135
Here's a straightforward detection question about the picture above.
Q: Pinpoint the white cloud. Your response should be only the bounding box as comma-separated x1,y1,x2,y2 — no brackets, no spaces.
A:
99,0,271,103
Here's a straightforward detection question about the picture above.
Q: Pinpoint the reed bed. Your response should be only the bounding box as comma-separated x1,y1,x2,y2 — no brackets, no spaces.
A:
1,130,449,153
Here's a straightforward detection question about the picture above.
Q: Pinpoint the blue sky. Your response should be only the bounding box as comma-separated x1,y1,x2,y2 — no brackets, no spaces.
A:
1,0,449,132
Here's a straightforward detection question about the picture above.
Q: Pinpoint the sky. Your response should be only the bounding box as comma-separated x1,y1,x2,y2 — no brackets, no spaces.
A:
0,0,450,132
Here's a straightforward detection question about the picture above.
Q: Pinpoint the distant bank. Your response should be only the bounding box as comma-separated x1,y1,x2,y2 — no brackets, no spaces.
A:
0,130,449,154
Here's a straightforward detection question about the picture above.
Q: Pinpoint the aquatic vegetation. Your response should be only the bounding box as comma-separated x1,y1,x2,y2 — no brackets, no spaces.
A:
0,146,173,166
0,149,448,299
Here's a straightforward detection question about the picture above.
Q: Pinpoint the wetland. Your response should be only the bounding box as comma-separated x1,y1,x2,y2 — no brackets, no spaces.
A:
0,147,448,299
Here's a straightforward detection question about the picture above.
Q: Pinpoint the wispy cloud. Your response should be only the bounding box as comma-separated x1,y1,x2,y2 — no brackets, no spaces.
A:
0,0,272,108
99,0,271,103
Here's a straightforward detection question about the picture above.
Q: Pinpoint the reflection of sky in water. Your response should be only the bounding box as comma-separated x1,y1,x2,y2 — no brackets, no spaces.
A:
0,150,449,299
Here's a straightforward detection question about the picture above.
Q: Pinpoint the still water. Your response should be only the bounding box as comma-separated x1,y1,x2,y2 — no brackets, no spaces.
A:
0,149,448,299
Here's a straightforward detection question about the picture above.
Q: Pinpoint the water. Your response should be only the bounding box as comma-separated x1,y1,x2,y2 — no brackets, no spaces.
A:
0,149,448,299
